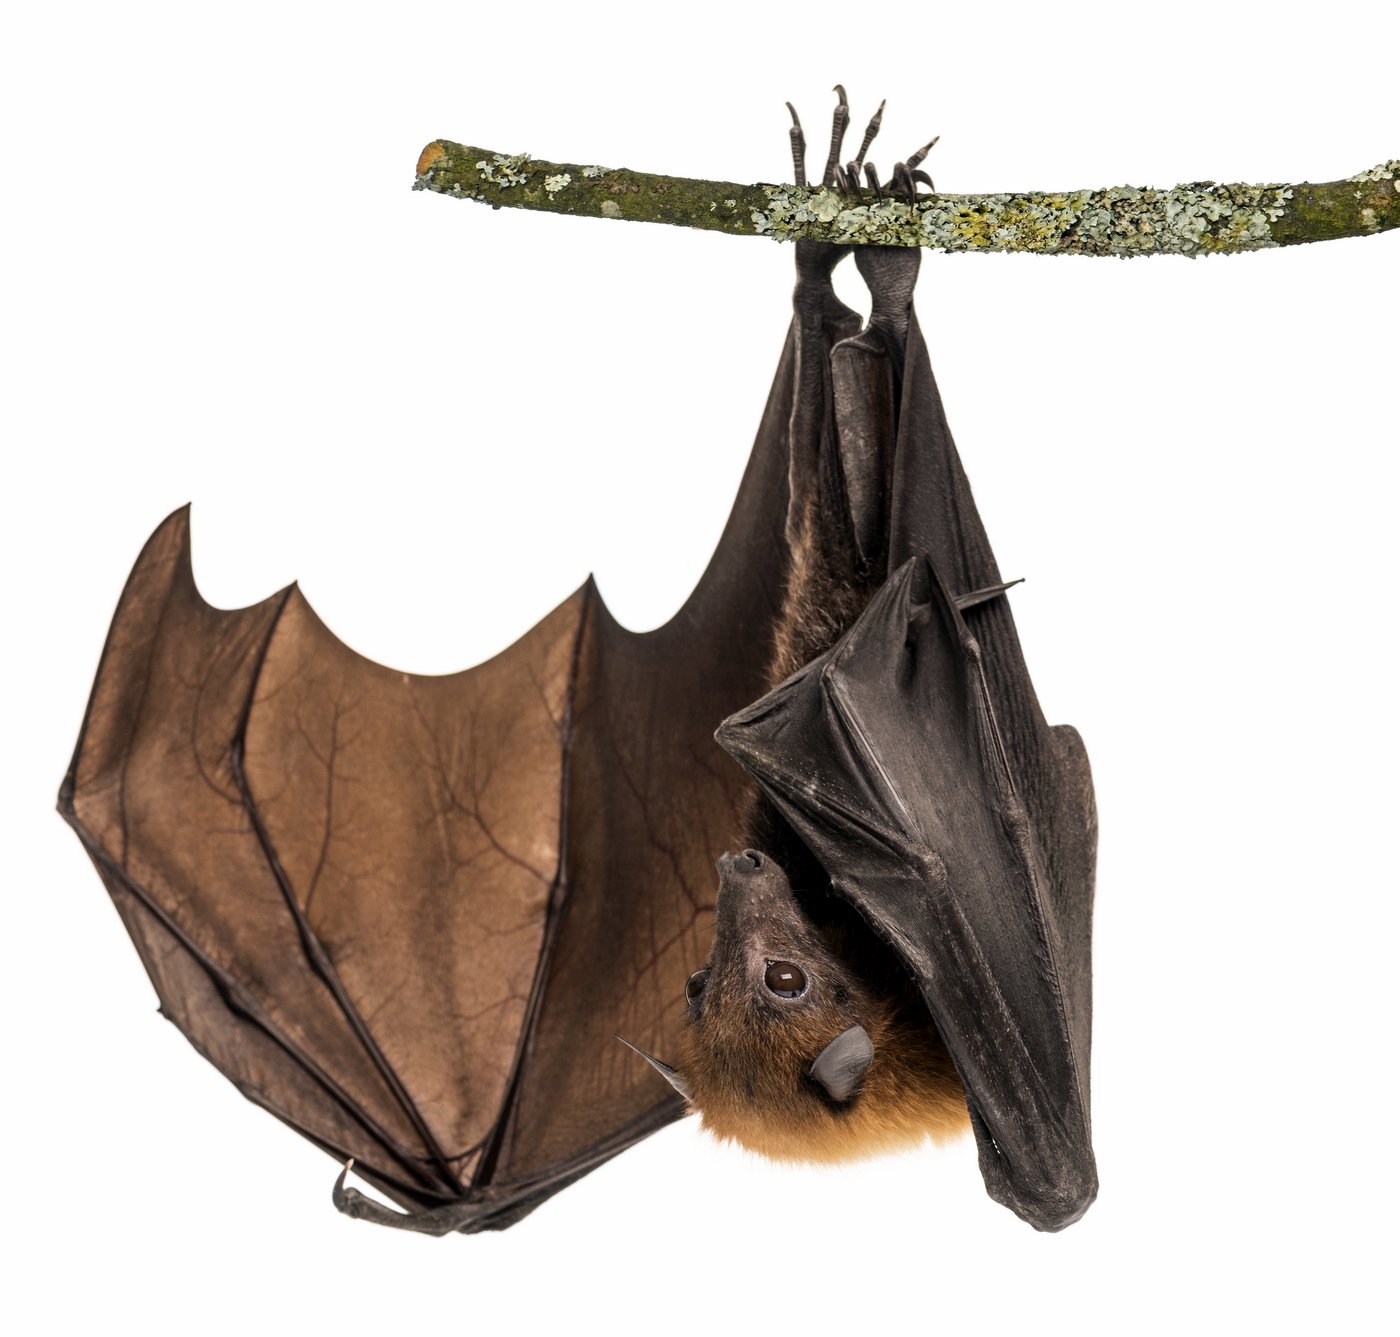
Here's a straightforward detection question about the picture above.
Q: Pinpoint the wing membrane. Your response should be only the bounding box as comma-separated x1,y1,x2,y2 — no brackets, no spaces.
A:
719,558,1096,1230
61,313,829,1229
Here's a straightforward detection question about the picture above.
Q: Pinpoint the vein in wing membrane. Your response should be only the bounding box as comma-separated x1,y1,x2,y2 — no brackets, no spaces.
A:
240,580,583,1175
62,508,586,1201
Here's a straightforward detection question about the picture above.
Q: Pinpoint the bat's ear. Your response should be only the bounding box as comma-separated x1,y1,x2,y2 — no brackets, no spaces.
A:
616,1036,693,1102
808,1025,874,1103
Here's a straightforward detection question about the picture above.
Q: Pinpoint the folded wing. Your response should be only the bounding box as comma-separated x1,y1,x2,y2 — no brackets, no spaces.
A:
718,552,1096,1230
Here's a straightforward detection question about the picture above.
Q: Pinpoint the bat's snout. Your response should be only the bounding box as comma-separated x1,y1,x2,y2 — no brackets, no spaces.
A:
712,848,805,944
717,849,765,875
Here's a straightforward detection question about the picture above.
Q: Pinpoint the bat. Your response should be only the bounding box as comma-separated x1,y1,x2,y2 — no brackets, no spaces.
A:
59,91,1097,1235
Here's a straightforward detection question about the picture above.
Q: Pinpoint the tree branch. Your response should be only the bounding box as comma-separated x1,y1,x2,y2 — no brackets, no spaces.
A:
415,141,1398,258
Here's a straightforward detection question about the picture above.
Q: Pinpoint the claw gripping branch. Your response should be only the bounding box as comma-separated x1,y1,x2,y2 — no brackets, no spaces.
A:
414,140,1399,257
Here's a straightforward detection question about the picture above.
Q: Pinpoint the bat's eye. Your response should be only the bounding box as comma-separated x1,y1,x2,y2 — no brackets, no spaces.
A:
764,961,807,999
685,969,710,1004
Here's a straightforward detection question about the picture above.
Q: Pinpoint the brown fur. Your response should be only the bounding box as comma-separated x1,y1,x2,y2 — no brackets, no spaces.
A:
767,494,871,686
677,432,971,1162
680,950,969,1162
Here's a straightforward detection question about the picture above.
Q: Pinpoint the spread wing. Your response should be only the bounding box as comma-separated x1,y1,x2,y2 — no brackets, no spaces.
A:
59,310,843,1233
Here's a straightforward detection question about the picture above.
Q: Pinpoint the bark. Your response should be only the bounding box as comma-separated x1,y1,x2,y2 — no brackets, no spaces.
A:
415,142,1398,258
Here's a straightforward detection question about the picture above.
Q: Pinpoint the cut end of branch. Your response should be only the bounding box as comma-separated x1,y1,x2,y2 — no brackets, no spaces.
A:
416,141,446,177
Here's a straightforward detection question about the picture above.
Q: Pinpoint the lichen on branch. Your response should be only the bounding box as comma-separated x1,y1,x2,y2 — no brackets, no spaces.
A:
414,141,1399,257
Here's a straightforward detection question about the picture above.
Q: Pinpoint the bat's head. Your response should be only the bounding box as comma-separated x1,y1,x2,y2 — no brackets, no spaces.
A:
665,849,968,1163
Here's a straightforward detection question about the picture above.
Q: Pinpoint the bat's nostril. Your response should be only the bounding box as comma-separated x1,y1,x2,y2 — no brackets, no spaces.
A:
741,849,764,870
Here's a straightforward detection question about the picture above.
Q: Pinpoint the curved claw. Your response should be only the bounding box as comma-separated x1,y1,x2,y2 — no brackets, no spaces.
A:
891,161,916,205
853,98,885,169
795,92,935,207
332,1161,477,1236
786,101,807,187
888,162,936,206
333,1161,394,1223
333,1159,409,1227
906,135,940,172
823,86,851,187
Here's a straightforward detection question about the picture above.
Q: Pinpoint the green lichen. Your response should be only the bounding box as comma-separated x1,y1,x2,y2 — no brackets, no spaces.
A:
419,141,1398,255
754,186,929,246
475,152,531,188
1348,161,1398,183
751,177,1303,256
943,179,1293,256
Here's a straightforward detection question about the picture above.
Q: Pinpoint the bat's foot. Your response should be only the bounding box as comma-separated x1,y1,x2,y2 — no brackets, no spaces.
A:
787,88,859,315
832,96,884,194
786,84,852,189
893,152,938,205
840,135,938,206
811,89,937,207
786,85,905,197
784,89,938,319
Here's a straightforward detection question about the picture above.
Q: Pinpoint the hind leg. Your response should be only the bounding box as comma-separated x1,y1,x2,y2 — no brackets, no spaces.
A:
786,88,857,320
781,89,867,554
830,239,924,571
825,121,941,565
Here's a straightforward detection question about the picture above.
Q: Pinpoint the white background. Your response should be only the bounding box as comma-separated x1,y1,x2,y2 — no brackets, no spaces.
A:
4,3,1397,1334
